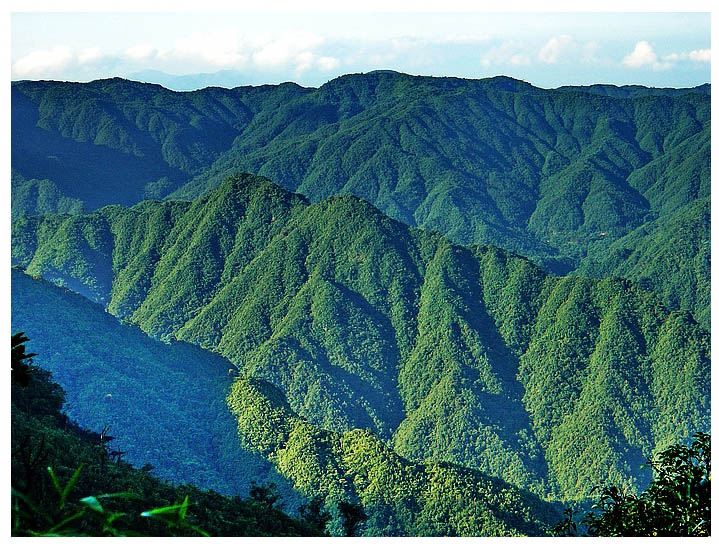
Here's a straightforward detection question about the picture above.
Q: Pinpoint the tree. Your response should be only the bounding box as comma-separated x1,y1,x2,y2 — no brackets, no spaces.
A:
11,332,36,387
338,500,367,537
248,482,281,509
553,433,710,537
11,333,65,418
298,496,331,535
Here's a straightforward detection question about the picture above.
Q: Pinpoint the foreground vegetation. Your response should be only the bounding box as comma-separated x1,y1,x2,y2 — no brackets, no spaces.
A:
553,432,710,537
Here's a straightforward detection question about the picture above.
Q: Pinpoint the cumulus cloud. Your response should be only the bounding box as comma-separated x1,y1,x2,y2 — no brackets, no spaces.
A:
659,48,711,67
481,41,531,67
12,29,344,81
618,40,705,71
252,32,323,69
13,45,107,78
688,49,711,62
162,29,249,67
142,29,333,74
13,45,75,77
539,35,574,64
622,41,658,68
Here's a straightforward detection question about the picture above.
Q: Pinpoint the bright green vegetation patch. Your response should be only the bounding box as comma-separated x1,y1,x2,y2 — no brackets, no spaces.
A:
227,376,561,536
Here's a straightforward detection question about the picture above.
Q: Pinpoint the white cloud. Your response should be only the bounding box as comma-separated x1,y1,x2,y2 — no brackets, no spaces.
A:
252,41,293,68
316,56,340,71
659,48,710,68
78,47,102,65
481,41,531,68
13,45,106,79
133,29,329,74
250,31,324,71
164,29,249,67
688,49,711,62
125,44,157,61
294,51,315,73
13,45,74,77
538,35,574,64
622,41,657,68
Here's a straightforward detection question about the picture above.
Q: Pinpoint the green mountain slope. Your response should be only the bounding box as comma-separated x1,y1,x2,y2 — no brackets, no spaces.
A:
226,376,560,536
11,347,326,536
577,198,710,327
12,174,710,505
10,268,298,502
12,73,709,325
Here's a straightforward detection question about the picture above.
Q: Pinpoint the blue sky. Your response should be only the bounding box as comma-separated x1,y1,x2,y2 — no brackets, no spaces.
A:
10,8,712,89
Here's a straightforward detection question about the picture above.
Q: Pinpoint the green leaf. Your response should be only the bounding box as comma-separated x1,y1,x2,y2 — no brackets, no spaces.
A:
11,487,53,525
48,510,86,534
60,465,83,508
79,496,104,513
47,467,62,497
178,495,189,521
96,492,143,501
140,503,185,518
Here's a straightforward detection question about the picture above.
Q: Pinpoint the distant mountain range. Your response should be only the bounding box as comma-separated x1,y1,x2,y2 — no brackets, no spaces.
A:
11,72,710,327
126,69,256,91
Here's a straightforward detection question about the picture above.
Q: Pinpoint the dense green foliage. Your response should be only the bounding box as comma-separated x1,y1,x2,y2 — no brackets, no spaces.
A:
226,376,560,536
578,197,710,328
11,172,84,221
10,339,327,536
12,174,710,507
553,433,710,537
11,268,299,503
12,74,710,325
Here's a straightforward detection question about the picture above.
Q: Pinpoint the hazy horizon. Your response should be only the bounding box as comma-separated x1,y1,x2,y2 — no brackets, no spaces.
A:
11,11,711,89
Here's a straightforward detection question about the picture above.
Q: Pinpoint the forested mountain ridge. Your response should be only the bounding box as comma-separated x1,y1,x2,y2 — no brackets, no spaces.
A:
12,173,710,506
12,269,563,535
11,73,710,327
10,268,296,501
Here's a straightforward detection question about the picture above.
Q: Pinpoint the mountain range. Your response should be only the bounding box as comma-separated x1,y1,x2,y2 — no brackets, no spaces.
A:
11,73,710,328
11,173,710,509
10,72,711,536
